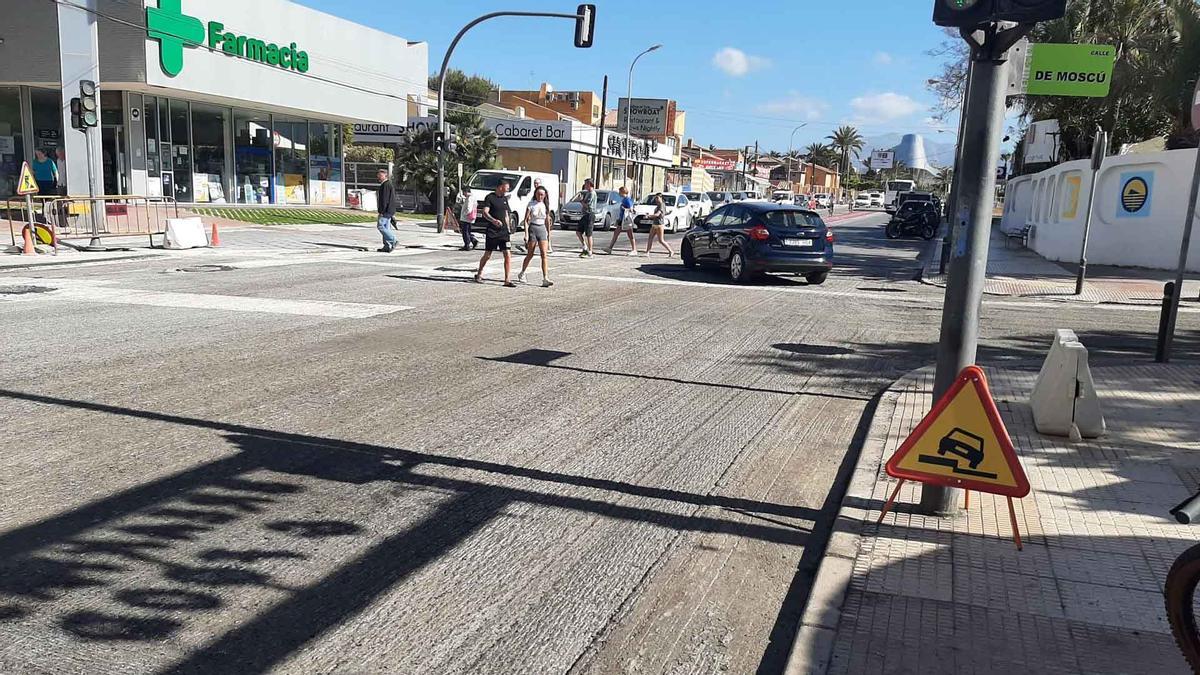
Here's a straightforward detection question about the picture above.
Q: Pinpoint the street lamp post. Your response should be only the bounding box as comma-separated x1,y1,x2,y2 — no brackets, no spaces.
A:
787,123,808,191
624,44,662,197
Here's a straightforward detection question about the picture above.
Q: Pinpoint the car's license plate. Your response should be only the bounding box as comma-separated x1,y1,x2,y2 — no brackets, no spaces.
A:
785,238,812,247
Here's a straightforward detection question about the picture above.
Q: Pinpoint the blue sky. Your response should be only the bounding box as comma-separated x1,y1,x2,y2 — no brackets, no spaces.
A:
297,0,962,157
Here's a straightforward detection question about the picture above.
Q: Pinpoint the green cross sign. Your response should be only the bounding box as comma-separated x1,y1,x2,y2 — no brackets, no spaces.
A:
146,0,205,77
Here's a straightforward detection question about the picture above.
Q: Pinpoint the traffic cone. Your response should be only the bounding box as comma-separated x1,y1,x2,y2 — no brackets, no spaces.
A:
21,226,36,256
209,221,221,247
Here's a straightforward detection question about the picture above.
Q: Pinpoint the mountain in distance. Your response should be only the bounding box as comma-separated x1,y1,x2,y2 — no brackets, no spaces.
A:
854,133,957,173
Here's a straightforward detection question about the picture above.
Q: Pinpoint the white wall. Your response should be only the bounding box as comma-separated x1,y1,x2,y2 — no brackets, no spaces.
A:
142,0,426,125
1009,149,1200,271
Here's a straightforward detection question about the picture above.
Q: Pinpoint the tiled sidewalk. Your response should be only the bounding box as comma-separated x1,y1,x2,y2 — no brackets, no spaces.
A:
922,227,1200,305
792,362,1200,674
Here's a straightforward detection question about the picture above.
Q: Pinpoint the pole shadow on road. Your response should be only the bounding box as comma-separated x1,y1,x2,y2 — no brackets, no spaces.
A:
0,388,825,674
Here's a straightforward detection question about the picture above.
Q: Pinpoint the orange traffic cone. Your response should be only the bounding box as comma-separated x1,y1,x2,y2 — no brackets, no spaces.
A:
209,221,221,247
21,226,36,256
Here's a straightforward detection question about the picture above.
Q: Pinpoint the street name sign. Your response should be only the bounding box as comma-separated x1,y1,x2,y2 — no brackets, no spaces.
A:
1024,43,1116,98
885,366,1030,497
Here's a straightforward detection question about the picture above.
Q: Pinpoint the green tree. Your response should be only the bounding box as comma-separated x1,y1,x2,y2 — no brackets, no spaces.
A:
804,142,837,167
827,125,866,182
430,69,498,108
393,110,498,211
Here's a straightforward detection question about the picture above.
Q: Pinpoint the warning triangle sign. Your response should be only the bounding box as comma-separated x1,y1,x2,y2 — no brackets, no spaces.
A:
16,162,39,196
885,366,1030,498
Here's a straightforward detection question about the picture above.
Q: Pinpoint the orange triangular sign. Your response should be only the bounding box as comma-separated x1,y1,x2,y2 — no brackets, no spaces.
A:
885,366,1030,497
16,162,39,195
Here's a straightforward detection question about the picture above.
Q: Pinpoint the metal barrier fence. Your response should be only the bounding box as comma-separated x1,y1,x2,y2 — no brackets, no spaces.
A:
2,195,180,250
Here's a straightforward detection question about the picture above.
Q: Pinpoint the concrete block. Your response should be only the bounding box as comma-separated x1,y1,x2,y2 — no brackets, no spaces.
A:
1031,329,1105,438
164,217,209,250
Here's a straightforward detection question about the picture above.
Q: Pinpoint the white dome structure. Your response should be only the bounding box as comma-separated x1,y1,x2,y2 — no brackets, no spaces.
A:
892,134,934,174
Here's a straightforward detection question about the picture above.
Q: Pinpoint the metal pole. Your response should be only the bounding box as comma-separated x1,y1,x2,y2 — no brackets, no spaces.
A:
83,129,103,250
1160,140,1200,362
942,59,975,275
923,23,1027,515
1074,128,1108,295
435,10,584,234
595,75,608,186
623,45,660,197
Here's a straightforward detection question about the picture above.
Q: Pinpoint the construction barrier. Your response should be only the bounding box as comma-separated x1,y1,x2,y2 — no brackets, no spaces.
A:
1030,329,1105,439
163,217,209,249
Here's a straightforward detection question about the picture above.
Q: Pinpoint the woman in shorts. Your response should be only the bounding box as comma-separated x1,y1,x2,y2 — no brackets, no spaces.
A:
518,186,554,287
643,192,674,257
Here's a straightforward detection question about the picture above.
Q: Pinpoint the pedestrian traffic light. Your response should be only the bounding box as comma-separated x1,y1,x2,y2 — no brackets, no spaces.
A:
933,0,1066,28
574,4,596,48
70,98,84,130
445,126,458,154
78,80,99,128
433,130,446,153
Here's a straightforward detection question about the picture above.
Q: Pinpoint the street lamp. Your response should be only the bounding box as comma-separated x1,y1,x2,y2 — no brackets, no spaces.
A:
624,43,662,197
787,123,808,190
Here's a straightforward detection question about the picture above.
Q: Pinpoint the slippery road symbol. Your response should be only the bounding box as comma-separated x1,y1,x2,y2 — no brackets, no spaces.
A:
917,428,998,480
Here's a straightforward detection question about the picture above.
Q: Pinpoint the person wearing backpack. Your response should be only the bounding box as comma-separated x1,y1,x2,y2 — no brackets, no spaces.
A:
603,186,638,255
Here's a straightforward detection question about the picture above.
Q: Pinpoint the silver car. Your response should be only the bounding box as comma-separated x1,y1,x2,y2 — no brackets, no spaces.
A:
559,189,623,230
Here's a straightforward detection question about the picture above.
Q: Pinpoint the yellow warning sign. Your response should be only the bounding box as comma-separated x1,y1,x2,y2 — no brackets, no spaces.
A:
16,161,39,196
885,366,1030,498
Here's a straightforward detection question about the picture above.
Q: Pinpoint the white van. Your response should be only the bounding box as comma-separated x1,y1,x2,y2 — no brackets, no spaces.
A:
771,189,794,204
458,169,560,230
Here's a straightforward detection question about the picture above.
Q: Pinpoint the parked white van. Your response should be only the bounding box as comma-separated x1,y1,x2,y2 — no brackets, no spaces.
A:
458,169,560,231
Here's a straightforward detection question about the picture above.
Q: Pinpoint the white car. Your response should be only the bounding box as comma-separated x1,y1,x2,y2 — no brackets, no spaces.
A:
854,193,871,208
707,191,735,208
771,190,794,204
868,191,884,207
632,192,691,233
742,190,765,202
814,194,832,208
682,191,713,221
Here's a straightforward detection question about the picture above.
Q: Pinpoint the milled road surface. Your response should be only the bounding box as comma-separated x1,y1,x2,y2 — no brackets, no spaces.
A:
1,213,1193,674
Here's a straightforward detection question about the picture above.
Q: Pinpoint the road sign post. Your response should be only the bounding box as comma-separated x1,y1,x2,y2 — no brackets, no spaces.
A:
924,21,1030,516
1074,128,1108,295
1158,77,1200,362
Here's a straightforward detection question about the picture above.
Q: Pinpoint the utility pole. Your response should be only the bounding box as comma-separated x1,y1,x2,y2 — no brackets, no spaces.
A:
923,21,1031,515
594,75,608,186
1074,127,1108,295
941,62,975,275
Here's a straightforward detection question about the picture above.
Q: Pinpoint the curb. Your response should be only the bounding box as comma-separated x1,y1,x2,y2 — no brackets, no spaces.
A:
782,366,928,675
0,253,162,271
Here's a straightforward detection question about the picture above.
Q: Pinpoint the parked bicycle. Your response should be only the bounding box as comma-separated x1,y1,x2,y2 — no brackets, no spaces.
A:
1165,489,1200,671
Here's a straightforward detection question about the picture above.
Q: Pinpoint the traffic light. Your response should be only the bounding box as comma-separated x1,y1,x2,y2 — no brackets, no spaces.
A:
70,98,84,130
445,126,458,154
77,80,99,128
574,4,595,48
433,130,446,153
933,0,1066,28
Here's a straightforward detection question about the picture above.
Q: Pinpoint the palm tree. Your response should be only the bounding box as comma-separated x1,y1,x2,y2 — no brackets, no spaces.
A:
827,125,866,183
804,142,837,168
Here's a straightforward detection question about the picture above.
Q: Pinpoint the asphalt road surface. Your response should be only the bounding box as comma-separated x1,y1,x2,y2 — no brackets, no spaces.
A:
1,213,1192,674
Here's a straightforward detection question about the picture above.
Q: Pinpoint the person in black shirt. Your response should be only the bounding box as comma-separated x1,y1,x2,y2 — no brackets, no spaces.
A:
375,169,398,252
474,181,516,287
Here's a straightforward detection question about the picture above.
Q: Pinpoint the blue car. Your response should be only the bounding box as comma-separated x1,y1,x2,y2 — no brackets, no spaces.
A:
681,202,833,284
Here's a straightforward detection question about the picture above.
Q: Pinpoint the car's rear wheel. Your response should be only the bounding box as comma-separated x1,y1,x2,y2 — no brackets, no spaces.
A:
602,214,612,231
729,249,751,283
885,221,902,239
681,240,696,269
921,223,937,240
805,271,828,285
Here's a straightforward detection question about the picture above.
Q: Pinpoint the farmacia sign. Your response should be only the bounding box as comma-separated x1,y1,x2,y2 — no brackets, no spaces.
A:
147,0,310,78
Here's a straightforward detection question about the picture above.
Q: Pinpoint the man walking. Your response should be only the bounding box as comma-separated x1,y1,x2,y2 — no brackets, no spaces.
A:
376,169,398,253
603,186,638,255
474,180,516,287
576,178,597,257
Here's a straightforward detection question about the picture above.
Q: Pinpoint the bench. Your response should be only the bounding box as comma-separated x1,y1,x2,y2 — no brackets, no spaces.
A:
1004,224,1033,249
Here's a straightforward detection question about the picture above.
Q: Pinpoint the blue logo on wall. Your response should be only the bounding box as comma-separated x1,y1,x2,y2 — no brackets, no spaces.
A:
1116,171,1153,218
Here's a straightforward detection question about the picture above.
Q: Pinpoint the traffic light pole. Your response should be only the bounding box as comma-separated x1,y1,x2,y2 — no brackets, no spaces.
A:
922,21,1031,515
941,59,974,275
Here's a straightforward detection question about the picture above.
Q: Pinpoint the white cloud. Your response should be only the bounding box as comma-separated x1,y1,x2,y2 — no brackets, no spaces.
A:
848,92,923,125
711,47,771,77
757,92,829,121
872,51,894,66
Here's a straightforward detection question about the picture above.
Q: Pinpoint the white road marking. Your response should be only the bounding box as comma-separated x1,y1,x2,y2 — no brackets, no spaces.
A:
0,277,409,318
560,273,1200,314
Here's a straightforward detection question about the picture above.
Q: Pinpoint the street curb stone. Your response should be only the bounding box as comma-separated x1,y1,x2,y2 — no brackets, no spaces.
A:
782,369,914,675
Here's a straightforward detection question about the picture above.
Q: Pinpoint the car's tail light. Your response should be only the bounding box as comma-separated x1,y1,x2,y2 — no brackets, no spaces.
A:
747,224,771,241
825,230,834,243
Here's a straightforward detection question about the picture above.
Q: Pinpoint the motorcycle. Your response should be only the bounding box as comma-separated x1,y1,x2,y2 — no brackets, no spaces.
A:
885,202,939,240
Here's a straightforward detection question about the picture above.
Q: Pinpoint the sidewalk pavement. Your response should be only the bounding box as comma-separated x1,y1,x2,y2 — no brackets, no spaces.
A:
788,361,1200,674
922,225,1200,305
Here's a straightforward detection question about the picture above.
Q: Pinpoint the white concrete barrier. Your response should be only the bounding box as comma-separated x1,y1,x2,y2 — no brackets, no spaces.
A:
164,217,210,250
1030,329,1105,439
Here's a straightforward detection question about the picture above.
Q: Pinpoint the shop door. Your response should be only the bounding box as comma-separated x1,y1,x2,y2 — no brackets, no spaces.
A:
102,125,128,195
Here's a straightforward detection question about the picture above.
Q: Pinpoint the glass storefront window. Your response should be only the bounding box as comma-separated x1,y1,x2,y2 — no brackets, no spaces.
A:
30,88,64,194
144,98,161,197
235,111,273,204
191,104,229,204
0,87,24,200
274,118,308,205
308,122,342,206
100,91,126,195
170,99,192,202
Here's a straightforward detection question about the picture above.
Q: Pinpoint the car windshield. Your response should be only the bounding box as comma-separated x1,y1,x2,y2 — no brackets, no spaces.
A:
773,192,790,199
595,191,612,202
762,209,825,228
468,172,522,190
707,192,724,201
684,192,702,200
733,192,746,200
643,194,677,206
